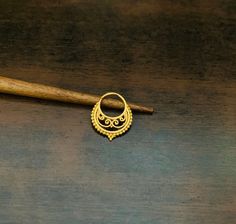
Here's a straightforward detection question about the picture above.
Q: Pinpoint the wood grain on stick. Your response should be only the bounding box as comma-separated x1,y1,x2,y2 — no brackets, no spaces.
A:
0,75,154,113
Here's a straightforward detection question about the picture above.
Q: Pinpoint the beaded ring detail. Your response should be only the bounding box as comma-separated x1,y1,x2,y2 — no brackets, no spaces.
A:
91,92,133,141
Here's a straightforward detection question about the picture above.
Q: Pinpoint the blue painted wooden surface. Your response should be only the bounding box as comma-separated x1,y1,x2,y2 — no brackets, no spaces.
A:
0,1,235,223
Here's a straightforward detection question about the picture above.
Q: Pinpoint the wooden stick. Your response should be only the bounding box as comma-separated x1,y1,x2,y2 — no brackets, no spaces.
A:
0,75,154,114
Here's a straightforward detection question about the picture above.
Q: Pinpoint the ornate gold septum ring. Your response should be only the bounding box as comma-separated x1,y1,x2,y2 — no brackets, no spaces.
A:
91,92,133,141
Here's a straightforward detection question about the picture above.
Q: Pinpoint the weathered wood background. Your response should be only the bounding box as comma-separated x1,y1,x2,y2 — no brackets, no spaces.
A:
0,0,235,223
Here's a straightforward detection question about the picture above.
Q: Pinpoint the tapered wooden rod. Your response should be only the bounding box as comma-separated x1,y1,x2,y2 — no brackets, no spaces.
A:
0,75,154,114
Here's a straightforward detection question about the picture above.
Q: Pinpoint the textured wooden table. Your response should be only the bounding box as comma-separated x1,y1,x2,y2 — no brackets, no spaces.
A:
0,1,235,224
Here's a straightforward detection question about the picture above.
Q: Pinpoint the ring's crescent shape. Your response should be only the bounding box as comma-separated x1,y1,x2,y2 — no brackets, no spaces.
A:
91,92,133,141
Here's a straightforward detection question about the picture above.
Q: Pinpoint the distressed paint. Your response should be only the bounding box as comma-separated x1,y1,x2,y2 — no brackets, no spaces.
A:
0,0,235,224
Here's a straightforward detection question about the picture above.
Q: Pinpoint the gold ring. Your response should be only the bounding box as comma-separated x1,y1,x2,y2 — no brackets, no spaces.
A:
91,92,133,141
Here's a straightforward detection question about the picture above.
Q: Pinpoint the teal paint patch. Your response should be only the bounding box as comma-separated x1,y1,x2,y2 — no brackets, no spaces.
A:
0,186,13,223
0,186,12,206
83,125,236,176
0,124,54,169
